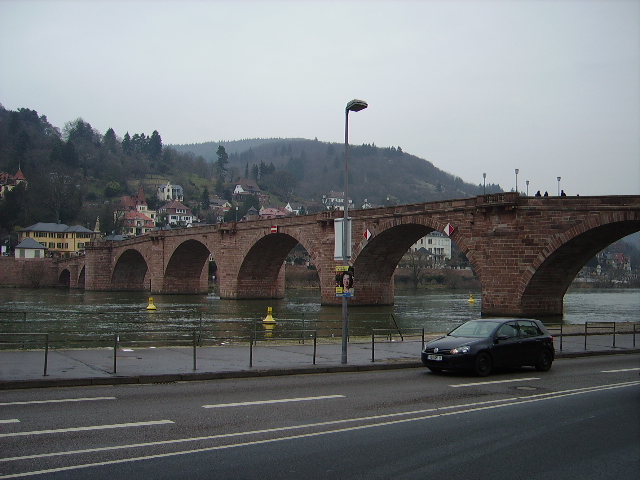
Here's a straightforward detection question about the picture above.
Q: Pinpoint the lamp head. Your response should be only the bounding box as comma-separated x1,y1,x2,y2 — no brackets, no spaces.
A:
346,99,368,112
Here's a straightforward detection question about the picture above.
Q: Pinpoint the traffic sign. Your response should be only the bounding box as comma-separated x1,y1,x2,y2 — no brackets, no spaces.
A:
443,223,455,236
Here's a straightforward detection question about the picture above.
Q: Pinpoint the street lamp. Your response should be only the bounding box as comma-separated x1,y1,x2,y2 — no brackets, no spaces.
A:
557,176,561,196
482,173,486,195
342,99,368,364
514,169,519,193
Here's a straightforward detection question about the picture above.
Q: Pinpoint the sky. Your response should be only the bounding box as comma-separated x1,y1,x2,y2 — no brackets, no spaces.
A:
1,0,639,196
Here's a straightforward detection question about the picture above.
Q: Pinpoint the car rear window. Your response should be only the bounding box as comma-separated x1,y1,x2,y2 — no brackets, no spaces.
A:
518,320,543,337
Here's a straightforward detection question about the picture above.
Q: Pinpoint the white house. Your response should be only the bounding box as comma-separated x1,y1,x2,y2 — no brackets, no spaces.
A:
284,202,304,215
410,231,452,264
14,238,46,259
322,191,353,211
157,181,184,202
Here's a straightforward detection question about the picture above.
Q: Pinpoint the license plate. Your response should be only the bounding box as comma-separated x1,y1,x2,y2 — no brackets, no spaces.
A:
427,354,442,361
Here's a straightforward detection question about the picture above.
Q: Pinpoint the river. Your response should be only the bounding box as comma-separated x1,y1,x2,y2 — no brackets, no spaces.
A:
0,287,638,345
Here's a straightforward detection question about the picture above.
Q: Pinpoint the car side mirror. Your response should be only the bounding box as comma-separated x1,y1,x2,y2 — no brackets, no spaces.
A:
495,334,509,342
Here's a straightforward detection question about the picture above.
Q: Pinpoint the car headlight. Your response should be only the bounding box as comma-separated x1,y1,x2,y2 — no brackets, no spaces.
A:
451,345,470,354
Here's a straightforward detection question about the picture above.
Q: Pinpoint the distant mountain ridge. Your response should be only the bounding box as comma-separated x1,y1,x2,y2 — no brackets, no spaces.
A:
170,138,504,206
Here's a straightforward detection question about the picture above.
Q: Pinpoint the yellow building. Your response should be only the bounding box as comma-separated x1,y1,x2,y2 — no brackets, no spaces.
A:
19,222,97,257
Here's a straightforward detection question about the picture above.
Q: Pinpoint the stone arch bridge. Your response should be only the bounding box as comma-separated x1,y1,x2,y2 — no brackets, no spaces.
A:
57,193,640,317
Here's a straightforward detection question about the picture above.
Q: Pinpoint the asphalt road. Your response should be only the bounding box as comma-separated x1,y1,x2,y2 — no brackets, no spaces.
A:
1,355,639,479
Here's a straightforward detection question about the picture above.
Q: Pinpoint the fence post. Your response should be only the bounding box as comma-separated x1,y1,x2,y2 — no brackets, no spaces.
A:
43,333,49,376
584,323,588,350
312,331,317,365
612,322,616,348
371,332,375,362
113,333,118,374
193,330,197,370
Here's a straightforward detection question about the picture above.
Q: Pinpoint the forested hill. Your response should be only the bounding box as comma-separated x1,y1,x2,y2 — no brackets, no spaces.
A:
170,138,503,206
0,104,503,237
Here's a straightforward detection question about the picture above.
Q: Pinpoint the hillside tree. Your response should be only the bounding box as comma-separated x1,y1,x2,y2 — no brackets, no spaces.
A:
215,145,228,180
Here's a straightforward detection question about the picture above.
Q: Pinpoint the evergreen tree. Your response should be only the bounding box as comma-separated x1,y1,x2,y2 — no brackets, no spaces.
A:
122,132,132,155
215,145,228,181
148,130,162,160
201,186,210,210
103,128,118,153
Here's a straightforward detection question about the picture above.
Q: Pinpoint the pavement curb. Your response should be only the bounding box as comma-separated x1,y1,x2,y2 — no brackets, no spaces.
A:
0,361,425,390
2,350,639,390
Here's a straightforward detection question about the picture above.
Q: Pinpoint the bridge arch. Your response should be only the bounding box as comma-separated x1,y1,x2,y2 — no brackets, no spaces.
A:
163,239,210,294
519,213,640,316
352,218,445,305
233,231,321,299
58,269,71,287
112,248,148,291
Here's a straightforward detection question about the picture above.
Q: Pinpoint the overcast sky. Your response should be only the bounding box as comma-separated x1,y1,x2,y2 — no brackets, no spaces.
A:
1,0,638,196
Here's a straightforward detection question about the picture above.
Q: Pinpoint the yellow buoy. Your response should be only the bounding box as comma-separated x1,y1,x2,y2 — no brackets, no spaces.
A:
468,294,475,303
146,297,157,310
263,306,275,323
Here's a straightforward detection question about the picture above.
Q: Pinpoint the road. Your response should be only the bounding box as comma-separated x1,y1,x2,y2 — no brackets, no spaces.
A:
1,355,639,479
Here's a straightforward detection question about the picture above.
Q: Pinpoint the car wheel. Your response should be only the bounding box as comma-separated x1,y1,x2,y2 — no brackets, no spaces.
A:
535,349,553,372
474,352,492,377
428,367,443,374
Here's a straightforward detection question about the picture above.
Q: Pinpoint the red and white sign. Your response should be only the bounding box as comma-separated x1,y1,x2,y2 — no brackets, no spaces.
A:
270,226,278,233
363,229,372,240
443,223,455,236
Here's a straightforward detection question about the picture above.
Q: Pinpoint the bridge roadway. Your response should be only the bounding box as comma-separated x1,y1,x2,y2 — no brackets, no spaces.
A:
57,193,640,317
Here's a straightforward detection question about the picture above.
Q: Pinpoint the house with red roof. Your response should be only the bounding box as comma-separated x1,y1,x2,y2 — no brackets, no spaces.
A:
158,200,195,226
0,169,27,200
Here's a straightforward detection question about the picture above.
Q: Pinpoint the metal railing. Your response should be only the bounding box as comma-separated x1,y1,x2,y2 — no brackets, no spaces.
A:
371,328,425,362
546,321,639,351
0,333,50,375
113,331,199,373
249,329,317,367
1,313,638,376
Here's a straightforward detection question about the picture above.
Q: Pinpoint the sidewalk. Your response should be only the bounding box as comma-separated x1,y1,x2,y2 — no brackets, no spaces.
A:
1,334,638,389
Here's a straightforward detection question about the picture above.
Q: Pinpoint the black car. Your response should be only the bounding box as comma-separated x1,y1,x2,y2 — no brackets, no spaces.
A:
421,318,555,376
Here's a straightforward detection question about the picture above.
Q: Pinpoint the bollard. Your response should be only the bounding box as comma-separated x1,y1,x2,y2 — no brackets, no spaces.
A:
147,297,157,310
263,306,275,323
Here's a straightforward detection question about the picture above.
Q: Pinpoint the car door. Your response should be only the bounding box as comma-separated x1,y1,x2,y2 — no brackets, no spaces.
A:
517,320,546,365
491,321,521,367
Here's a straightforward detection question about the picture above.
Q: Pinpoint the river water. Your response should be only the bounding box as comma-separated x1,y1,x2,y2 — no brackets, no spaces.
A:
0,287,637,345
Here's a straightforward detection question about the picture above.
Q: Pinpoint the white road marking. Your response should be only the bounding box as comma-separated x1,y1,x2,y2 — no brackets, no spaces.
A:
450,377,540,388
0,396,116,407
0,420,174,438
203,394,345,408
601,367,640,373
0,420,20,424
2,381,638,479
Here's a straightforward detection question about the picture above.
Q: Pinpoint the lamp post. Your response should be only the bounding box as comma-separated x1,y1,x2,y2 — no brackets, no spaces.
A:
342,99,368,364
557,176,561,196
514,169,519,193
482,173,486,195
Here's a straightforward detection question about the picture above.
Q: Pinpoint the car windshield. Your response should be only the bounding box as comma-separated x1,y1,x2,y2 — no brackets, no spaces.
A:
448,321,502,338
